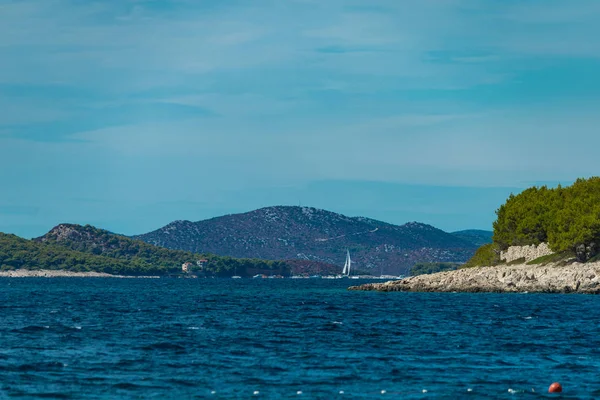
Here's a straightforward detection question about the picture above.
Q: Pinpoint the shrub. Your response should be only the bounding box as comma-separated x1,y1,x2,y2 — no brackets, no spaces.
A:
461,243,502,269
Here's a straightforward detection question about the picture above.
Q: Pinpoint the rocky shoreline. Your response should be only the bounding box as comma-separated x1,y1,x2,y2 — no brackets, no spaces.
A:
349,262,600,294
0,269,160,278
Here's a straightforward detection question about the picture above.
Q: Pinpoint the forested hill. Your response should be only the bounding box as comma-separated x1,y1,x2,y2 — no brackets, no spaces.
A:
0,232,148,275
32,224,287,276
0,225,304,276
134,206,478,275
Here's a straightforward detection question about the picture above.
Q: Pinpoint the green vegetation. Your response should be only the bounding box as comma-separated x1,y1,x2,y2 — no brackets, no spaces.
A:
38,224,288,276
410,262,461,276
526,252,574,265
0,233,141,274
461,243,503,269
493,177,600,261
465,177,600,267
0,225,289,276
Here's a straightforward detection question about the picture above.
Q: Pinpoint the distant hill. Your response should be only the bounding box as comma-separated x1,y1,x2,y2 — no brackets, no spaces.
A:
451,230,493,247
0,232,144,275
32,224,289,277
134,206,479,275
0,224,351,277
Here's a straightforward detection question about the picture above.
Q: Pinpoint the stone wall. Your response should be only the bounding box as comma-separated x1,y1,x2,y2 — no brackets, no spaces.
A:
500,243,553,263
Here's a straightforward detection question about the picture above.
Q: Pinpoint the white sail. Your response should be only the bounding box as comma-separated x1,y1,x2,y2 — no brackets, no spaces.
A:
347,250,352,276
341,249,352,276
346,250,352,276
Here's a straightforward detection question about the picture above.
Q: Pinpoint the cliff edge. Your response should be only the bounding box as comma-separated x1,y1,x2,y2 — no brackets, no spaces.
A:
349,262,600,294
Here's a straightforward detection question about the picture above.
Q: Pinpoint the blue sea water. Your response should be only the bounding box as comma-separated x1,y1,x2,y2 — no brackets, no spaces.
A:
1,279,600,399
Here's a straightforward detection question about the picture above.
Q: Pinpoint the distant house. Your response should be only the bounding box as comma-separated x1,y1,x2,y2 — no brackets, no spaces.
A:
182,262,193,273
196,259,208,268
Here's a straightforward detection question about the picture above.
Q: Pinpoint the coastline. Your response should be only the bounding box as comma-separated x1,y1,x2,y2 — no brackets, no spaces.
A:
349,261,600,294
0,269,160,278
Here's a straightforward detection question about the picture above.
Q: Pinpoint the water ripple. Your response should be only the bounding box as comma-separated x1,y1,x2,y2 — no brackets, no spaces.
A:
1,278,600,399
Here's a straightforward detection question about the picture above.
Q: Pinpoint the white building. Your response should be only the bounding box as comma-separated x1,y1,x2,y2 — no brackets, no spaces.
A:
182,262,193,273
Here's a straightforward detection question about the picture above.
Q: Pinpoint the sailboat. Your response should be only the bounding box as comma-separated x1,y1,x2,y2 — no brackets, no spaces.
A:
341,249,352,278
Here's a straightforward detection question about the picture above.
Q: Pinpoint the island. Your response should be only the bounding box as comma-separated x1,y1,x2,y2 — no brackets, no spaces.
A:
350,177,600,294
0,224,327,278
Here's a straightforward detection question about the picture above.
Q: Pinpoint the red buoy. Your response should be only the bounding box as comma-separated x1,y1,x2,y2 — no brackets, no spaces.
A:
548,382,562,393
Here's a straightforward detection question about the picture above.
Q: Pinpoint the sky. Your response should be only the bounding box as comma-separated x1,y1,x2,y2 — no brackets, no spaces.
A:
1,0,600,238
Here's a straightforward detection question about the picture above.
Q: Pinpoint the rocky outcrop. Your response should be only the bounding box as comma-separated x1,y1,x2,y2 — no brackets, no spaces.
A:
500,243,553,263
349,262,600,294
575,242,598,262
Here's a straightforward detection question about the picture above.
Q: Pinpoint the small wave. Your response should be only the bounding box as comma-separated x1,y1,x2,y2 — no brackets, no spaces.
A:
12,324,84,334
167,379,198,387
112,383,142,390
507,388,534,394
116,359,143,367
556,362,595,372
319,324,344,332
141,342,187,352
22,392,72,399
12,325,50,333
17,361,66,372
112,382,169,390
253,365,287,374
52,324,85,334
229,350,251,356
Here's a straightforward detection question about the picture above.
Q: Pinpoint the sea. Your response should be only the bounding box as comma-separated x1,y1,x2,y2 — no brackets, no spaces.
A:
1,278,599,399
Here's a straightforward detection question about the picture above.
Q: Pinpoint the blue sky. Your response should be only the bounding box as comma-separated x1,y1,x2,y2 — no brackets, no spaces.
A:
1,0,600,238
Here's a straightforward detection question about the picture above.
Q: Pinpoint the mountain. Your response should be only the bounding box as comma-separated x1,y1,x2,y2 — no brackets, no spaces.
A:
134,206,479,275
451,230,493,247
